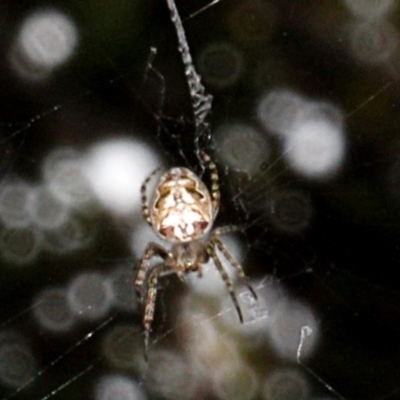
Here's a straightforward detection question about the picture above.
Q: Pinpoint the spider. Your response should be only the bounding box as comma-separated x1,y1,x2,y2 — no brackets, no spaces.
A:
135,151,257,354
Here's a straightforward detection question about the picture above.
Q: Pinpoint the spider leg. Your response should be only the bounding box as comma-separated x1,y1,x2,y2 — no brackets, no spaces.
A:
212,225,242,236
135,242,169,303
207,242,243,322
143,263,168,359
199,151,220,214
141,167,162,226
211,235,258,301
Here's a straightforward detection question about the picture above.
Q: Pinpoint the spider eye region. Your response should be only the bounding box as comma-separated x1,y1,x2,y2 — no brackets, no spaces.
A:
150,167,214,243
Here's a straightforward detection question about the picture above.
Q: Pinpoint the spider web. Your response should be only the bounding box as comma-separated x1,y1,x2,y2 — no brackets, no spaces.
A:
0,1,399,400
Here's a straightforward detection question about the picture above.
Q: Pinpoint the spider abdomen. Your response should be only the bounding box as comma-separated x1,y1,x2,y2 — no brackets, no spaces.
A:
150,167,214,243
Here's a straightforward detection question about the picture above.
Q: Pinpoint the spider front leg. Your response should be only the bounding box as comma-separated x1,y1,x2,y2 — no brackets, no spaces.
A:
135,242,170,303
211,234,258,301
207,242,244,322
142,263,167,358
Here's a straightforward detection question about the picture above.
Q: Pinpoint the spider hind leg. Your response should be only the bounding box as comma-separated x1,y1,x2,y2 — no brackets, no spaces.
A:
141,167,162,226
198,151,220,213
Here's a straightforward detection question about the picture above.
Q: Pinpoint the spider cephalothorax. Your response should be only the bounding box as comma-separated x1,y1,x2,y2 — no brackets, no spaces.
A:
135,151,256,354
